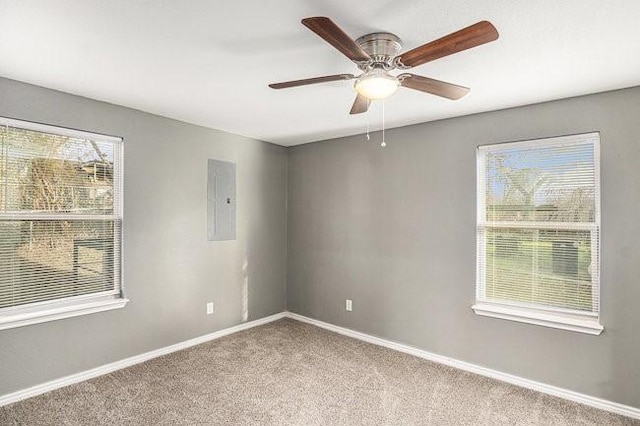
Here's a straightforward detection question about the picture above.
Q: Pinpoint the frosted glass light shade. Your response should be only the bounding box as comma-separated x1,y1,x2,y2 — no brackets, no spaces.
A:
354,69,399,100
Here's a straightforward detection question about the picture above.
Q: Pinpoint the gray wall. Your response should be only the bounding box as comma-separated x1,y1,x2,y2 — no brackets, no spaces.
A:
2,74,639,409
0,77,288,396
287,86,640,408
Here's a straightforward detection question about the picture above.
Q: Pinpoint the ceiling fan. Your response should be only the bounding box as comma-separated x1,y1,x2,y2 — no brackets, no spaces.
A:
269,17,499,114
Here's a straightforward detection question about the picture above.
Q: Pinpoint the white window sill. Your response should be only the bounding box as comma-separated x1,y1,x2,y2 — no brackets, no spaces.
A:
0,296,129,331
472,302,603,335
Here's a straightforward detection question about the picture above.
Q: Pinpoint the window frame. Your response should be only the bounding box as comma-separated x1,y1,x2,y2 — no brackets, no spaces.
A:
0,117,127,330
473,132,602,335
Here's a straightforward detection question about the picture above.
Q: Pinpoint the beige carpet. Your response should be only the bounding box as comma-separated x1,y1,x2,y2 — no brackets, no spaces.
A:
1,318,637,425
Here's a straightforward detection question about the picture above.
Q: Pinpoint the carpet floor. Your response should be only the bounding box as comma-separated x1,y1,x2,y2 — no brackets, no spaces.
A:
1,318,638,425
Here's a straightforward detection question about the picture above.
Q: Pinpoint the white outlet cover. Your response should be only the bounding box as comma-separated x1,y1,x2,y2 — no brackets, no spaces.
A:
346,299,353,312
206,302,214,315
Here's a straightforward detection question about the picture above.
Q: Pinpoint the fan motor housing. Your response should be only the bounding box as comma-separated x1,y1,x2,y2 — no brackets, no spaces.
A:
355,32,402,70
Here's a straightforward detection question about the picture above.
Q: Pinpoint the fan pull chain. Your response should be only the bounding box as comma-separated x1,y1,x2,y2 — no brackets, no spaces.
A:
365,116,370,140
381,101,386,147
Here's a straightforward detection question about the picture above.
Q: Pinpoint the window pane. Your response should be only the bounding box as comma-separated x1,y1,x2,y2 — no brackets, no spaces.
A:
481,227,596,313
0,219,119,308
484,143,595,223
0,126,115,214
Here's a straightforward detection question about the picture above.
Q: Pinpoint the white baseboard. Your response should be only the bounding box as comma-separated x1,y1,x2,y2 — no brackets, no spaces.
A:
2,310,638,421
285,312,640,421
0,312,287,407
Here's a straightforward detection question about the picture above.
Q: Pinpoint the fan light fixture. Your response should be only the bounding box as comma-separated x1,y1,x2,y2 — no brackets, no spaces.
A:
354,68,399,100
269,17,498,114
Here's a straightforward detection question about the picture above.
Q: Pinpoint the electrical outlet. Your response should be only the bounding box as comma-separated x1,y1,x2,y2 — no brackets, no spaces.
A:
206,302,214,315
346,299,353,312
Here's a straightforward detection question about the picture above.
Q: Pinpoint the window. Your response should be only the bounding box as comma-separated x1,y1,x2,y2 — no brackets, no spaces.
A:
474,133,602,334
0,118,126,330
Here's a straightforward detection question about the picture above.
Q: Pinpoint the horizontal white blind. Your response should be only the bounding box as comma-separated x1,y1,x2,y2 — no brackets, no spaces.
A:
0,121,122,310
477,134,599,315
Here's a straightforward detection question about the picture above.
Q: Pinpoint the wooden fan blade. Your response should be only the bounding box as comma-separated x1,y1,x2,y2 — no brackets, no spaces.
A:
395,21,498,68
350,94,371,114
269,74,355,89
302,17,371,62
399,74,469,100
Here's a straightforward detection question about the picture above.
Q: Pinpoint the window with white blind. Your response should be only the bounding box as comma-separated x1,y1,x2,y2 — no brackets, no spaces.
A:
473,133,602,334
0,117,127,330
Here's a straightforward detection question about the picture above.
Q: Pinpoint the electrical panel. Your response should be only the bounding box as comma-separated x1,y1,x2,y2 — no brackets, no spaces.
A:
207,159,236,241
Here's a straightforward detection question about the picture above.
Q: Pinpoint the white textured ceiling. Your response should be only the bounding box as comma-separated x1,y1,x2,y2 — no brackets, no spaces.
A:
1,1,639,146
